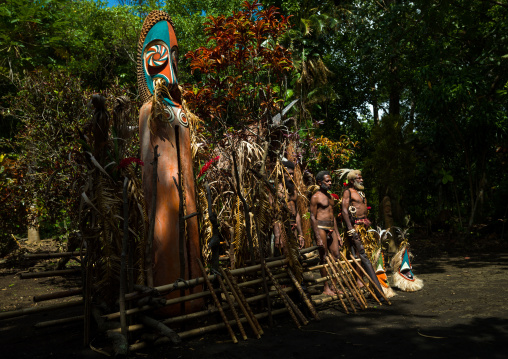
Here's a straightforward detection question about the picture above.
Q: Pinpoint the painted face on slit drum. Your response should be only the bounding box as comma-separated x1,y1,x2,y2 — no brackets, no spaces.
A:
142,20,179,108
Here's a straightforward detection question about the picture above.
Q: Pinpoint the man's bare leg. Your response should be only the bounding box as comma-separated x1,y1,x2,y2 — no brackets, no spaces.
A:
317,228,336,296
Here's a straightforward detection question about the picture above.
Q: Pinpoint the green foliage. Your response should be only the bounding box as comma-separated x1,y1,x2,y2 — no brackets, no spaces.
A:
184,1,294,136
0,69,136,244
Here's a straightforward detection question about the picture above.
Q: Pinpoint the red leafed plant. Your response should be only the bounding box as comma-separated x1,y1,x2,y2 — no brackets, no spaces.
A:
197,155,220,179
184,1,293,138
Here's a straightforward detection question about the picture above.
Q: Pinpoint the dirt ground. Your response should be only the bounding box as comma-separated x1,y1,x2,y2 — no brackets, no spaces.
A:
1,236,507,359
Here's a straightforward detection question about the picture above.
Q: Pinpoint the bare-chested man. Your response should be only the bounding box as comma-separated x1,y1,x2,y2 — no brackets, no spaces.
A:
310,171,343,296
341,170,384,295
274,161,304,254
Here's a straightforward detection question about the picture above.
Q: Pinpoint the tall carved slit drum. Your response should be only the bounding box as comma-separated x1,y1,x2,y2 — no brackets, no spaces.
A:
138,10,201,315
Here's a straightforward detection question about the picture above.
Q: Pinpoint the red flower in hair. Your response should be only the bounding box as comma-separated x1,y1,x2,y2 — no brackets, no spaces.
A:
118,157,144,169
343,182,347,186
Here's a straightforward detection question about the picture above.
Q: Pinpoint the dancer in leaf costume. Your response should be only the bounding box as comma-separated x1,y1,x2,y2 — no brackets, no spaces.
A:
390,227,424,292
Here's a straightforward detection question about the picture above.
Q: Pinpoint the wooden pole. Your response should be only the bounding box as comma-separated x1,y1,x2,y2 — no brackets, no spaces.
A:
333,253,366,309
220,267,260,338
287,268,320,320
256,141,273,326
124,258,289,300
119,177,129,339
197,258,238,343
265,266,307,327
174,126,186,315
346,252,390,305
83,253,92,347
145,145,159,287
0,300,83,321
33,288,82,303
128,308,290,352
216,272,247,340
104,272,288,321
35,315,84,328
335,254,379,305
324,257,351,313
24,251,85,259
255,219,273,327
323,260,356,313
306,257,359,271
329,256,367,309
333,255,381,308
111,287,295,335
20,269,80,279
224,268,264,335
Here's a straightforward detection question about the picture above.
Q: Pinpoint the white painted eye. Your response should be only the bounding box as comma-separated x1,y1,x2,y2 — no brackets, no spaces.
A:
164,105,175,123
176,108,189,127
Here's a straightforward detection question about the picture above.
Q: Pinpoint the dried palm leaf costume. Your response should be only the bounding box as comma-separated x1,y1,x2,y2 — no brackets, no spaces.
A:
390,228,424,292
138,11,201,315
369,227,396,298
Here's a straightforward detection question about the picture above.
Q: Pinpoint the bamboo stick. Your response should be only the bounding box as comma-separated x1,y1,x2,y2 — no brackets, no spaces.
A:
5,301,79,327
306,257,360,271
225,268,264,335
323,260,357,313
265,266,306,327
255,219,273,327
83,255,92,347
162,286,293,327
124,258,290,301
197,258,238,343
287,268,320,320
129,308,290,352
329,256,367,309
216,271,247,340
33,288,82,303
323,259,351,313
220,267,260,339
24,251,85,259
104,273,289,321
109,287,295,335
20,269,81,279
333,253,366,309
324,257,351,313
346,252,390,305
335,254,378,305
35,315,83,328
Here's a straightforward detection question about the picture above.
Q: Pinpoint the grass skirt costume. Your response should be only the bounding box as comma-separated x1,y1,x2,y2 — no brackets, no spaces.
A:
346,219,384,297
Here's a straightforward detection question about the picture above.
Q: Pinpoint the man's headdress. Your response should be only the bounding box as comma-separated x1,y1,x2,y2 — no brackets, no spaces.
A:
335,168,361,183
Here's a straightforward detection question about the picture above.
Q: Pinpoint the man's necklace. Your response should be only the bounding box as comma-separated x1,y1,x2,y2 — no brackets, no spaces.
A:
351,188,366,203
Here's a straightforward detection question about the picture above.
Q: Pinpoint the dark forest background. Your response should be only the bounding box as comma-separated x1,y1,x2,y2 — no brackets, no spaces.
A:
1,0,507,252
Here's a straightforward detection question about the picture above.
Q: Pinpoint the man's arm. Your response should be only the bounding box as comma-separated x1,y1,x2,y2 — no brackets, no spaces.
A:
309,194,323,246
333,215,343,247
341,189,354,231
295,210,304,248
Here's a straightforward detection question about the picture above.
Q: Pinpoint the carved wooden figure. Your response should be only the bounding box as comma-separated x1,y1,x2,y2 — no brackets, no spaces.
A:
137,11,201,315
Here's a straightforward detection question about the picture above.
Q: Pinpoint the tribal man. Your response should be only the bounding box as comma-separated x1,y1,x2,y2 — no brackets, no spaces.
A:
274,161,304,254
310,171,343,296
341,170,384,296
